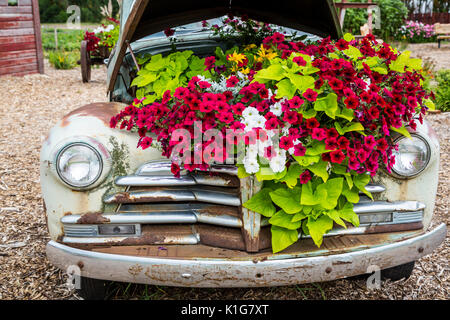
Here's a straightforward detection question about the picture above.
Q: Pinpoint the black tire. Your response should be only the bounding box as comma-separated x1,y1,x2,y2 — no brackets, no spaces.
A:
76,276,108,300
381,261,415,281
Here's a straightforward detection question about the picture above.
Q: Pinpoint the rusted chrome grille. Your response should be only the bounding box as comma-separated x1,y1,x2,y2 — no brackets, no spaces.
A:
61,160,424,252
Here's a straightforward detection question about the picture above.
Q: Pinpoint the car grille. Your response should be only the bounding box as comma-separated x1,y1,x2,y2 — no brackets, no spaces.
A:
61,160,425,252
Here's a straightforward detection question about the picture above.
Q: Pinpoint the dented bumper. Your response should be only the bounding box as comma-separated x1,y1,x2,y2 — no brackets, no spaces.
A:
46,223,446,287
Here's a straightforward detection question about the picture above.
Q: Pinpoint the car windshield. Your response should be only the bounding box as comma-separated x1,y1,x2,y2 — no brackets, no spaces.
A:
135,16,320,42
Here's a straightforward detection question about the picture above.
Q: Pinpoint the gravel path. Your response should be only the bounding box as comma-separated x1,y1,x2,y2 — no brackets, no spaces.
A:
0,60,448,300
406,43,450,71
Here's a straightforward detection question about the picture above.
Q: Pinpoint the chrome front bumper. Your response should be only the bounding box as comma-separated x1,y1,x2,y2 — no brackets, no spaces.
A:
46,223,446,287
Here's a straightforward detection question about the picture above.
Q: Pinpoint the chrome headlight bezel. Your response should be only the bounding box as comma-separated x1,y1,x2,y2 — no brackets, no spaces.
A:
56,142,103,189
390,133,431,179
51,137,112,190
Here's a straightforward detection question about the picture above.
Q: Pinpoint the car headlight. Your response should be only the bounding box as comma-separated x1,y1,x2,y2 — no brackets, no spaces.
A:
392,134,430,178
56,143,103,188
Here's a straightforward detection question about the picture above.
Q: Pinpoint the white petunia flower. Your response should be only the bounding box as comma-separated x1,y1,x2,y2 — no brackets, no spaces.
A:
270,101,282,117
242,107,259,118
269,149,287,173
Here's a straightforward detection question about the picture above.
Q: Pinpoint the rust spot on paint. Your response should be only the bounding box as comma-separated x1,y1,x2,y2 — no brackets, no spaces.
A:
76,212,110,224
60,102,126,127
107,191,177,204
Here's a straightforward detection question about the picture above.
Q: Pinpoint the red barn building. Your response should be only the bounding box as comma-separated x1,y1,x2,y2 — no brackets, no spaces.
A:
0,0,44,76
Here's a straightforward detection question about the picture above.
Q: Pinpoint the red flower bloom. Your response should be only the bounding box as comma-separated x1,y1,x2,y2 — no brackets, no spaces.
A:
139,136,153,150
280,136,294,150
303,88,318,102
294,143,306,156
337,136,350,149
330,150,345,164
312,128,327,141
344,96,359,109
335,39,349,50
226,76,239,88
110,116,118,128
289,96,305,109
283,111,298,125
171,162,181,178
204,56,216,70
164,28,175,37
306,118,320,129
232,103,246,115
293,56,307,66
299,170,312,184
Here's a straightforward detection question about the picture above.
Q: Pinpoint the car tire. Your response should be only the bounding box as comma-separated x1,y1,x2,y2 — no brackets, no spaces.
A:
76,276,108,300
381,261,416,281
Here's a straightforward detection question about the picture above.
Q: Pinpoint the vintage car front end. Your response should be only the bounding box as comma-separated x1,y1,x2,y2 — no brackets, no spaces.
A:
41,0,446,296
41,105,446,287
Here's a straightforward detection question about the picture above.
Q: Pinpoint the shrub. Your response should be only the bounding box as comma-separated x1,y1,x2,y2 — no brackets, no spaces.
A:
396,21,437,43
435,70,450,112
48,50,78,69
341,0,408,40
374,0,408,40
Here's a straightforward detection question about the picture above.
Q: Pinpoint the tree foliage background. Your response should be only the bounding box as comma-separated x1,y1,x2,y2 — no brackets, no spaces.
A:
39,0,120,23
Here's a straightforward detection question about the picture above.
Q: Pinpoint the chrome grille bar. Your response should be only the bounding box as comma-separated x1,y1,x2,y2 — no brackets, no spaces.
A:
104,188,241,206
62,211,243,228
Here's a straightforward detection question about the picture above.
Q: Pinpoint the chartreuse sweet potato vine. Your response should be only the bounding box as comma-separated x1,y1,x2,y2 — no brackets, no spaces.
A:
113,22,435,253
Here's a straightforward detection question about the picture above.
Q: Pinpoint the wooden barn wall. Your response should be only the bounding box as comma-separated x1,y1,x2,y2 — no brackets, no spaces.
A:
0,0,44,76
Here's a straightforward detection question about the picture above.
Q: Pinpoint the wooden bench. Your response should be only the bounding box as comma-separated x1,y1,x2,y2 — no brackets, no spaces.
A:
435,23,450,48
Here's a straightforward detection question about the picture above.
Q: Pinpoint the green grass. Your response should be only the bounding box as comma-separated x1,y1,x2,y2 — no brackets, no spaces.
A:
41,28,84,52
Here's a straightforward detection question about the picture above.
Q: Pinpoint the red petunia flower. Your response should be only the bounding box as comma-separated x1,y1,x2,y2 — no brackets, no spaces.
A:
139,136,153,150
164,28,175,37
299,170,312,184
293,56,307,66
303,88,318,102
226,76,239,88
306,118,320,129
330,150,345,164
289,96,305,109
283,111,298,125
294,143,306,157
280,136,294,150
171,162,181,178
312,128,327,141
344,96,359,109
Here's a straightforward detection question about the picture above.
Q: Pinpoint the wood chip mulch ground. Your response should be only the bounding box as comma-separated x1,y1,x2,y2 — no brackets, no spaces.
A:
0,60,448,300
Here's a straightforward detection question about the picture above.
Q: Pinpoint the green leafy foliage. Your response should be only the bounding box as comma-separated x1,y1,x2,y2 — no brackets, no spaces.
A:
48,50,78,69
435,69,450,112
133,51,211,103
242,188,276,217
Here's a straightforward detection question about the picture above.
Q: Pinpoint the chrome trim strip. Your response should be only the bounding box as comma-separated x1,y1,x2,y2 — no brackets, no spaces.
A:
136,160,238,176
353,200,425,214
115,175,197,187
62,211,243,228
104,189,241,206
46,224,447,287
63,223,142,238
115,173,238,188
364,184,386,194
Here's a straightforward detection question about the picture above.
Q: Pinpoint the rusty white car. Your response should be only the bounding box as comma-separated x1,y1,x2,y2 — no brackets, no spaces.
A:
41,0,446,299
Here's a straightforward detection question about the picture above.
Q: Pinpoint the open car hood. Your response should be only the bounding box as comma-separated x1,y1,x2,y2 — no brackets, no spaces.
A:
107,0,341,92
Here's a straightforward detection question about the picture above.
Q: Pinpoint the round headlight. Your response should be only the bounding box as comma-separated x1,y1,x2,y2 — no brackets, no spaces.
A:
56,143,103,188
392,135,430,177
